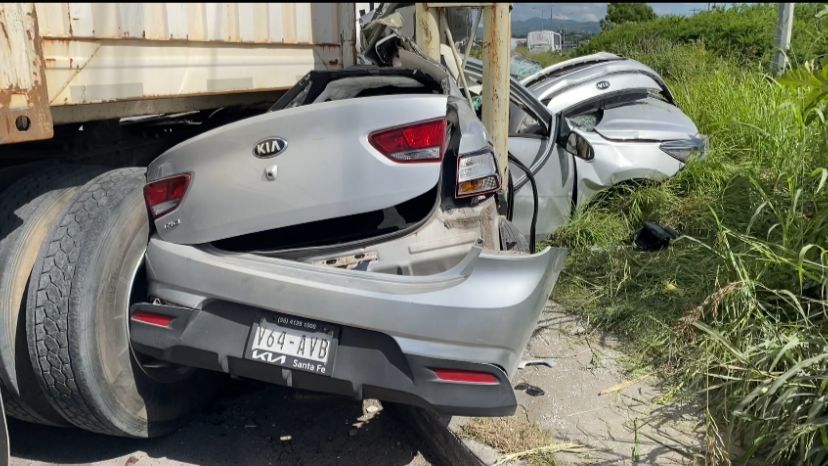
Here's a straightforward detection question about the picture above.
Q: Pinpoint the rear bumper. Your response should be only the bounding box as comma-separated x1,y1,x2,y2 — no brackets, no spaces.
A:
140,238,566,415
131,302,519,416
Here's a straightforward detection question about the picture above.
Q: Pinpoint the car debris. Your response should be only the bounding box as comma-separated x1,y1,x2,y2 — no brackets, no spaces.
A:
518,358,558,370
513,382,545,397
633,221,680,251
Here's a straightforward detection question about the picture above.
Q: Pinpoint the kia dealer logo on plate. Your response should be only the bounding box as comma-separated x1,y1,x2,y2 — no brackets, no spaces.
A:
596,80,610,90
253,137,288,158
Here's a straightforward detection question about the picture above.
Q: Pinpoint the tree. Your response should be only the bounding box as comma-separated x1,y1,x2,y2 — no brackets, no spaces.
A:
600,3,657,31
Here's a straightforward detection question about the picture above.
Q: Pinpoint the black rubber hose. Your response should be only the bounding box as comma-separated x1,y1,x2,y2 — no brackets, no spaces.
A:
507,172,515,221
507,153,539,254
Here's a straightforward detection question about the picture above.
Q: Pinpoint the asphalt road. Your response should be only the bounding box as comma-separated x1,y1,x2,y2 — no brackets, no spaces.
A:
9,381,430,466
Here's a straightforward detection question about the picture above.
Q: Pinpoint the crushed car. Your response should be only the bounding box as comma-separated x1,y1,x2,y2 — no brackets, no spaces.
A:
461,52,708,239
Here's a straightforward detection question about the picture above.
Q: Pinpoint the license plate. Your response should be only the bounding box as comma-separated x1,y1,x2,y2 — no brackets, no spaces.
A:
244,315,339,376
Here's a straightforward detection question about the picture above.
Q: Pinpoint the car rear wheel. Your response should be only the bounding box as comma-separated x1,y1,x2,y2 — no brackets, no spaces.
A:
0,163,106,426
26,167,219,437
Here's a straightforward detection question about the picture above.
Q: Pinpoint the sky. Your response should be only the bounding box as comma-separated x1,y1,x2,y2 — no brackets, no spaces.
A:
511,3,734,23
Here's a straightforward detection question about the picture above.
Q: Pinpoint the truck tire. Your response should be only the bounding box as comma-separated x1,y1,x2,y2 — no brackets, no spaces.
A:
0,162,51,197
26,167,219,437
0,163,105,426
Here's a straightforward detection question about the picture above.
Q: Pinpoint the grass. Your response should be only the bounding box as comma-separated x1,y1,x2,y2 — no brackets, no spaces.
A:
513,45,569,68
459,417,580,465
524,39,828,465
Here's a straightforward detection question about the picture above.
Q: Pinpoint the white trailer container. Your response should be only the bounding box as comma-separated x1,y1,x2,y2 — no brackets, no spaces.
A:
526,30,561,53
0,2,356,144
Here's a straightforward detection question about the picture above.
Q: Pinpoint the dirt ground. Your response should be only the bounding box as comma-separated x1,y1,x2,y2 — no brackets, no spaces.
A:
454,302,704,465
9,382,430,466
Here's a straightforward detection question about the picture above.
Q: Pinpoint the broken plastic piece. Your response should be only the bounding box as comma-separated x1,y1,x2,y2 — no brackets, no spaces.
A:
514,382,545,397
633,221,679,251
518,358,557,369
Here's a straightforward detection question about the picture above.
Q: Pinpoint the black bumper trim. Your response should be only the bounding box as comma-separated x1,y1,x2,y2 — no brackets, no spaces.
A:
129,302,517,417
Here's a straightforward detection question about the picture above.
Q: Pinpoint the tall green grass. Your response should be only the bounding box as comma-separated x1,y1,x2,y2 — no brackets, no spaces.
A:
544,41,828,464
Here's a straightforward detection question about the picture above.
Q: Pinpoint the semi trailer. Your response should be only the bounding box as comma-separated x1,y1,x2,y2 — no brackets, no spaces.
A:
0,0,357,440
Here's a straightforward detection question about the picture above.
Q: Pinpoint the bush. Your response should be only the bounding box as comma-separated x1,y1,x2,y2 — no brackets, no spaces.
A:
577,4,828,67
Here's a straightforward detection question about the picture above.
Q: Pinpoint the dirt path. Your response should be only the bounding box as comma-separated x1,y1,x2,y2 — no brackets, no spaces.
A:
9,382,429,466
455,301,704,465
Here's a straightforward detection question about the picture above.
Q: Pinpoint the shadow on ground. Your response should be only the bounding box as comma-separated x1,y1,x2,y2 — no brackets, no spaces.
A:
9,380,425,466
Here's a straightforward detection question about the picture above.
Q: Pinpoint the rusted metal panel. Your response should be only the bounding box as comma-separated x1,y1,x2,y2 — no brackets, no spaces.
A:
0,3,53,144
337,2,357,68
1,2,358,144
27,3,355,108
33,3,342,45
415,3,441,60
40,40,343,106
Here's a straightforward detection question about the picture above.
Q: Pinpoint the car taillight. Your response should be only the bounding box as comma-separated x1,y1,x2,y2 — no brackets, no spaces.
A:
433,368,499,384
456,149,500,198
131,311,174,328
143,174,191,219
368,118,447,163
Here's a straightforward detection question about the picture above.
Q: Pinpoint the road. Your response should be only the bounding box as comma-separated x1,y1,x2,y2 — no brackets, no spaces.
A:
9,381,431,466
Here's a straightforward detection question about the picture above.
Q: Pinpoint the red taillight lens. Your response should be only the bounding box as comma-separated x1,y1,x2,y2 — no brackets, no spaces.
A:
433,368,499,384
143,174,191,219
368,118,447,163
131,311,174,328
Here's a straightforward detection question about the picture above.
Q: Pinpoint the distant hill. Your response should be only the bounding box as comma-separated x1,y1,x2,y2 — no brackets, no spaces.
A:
512,17,600,36
479,16,601,38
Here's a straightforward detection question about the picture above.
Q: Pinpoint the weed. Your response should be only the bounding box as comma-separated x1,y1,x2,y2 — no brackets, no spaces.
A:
459,417,577,465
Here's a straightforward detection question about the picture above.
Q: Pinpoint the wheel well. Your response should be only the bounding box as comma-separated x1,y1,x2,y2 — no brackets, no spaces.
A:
583,177,662,209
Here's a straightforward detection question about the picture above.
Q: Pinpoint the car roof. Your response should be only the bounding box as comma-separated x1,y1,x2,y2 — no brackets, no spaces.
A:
524,56,675,113
520,52,623,88
463,56,553,123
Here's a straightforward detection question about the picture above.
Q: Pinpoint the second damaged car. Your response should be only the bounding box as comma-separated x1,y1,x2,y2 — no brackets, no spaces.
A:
18,16,565,437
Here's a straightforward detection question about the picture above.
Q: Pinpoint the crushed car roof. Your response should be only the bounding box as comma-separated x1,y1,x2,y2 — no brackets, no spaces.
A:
523,55,675,113
519,52,623,88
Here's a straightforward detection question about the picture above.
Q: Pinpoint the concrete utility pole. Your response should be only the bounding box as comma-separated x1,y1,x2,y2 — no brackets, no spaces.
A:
481,3,511,184
415,3,441,60
415,3,511,187
772,3,795,77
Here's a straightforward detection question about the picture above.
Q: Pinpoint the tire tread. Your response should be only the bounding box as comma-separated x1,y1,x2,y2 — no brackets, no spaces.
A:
0,163,105,426
27,168,146,434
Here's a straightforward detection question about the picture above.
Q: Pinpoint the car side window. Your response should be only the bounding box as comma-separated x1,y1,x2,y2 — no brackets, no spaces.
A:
510,101,551,138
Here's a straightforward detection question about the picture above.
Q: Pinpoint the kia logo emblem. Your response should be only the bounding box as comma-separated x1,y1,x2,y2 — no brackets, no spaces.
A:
596,80,610,90
253,137,288,158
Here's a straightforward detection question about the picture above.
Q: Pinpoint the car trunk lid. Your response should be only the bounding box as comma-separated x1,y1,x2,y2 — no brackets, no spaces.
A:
147,93,449,245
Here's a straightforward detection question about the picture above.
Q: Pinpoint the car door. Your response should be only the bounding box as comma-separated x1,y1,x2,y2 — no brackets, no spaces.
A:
505,82,575,241
463,58,575,239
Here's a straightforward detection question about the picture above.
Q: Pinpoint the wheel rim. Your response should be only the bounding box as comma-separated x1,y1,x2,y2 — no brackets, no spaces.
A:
126,251,194,384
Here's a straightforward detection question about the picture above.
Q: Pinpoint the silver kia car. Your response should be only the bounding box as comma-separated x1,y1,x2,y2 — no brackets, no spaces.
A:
462,53,708,240
127,20,566,420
